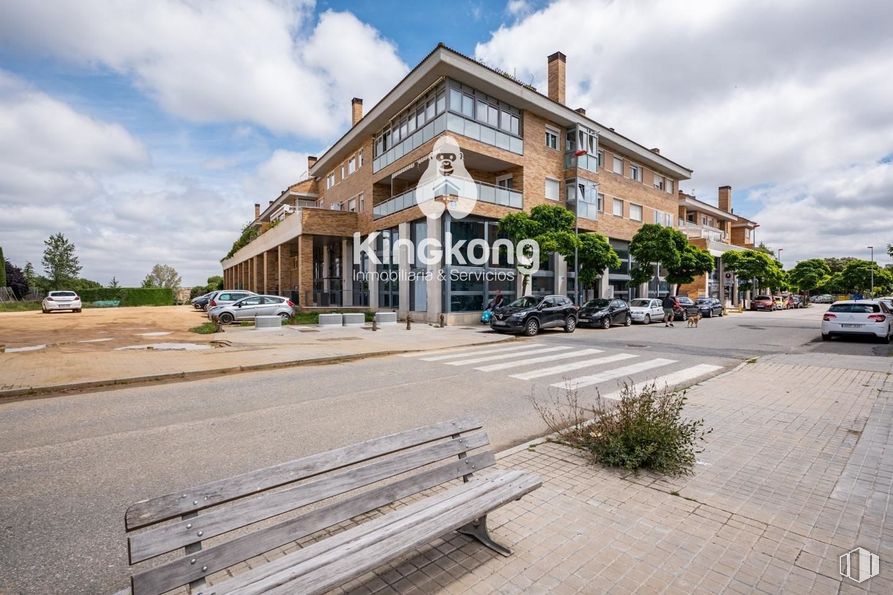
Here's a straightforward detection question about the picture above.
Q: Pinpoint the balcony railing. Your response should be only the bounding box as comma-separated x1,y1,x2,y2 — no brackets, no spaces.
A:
678,220,728,243
373,180,523,219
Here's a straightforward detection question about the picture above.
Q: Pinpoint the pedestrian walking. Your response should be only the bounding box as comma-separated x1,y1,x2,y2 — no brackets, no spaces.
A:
662,294,677,327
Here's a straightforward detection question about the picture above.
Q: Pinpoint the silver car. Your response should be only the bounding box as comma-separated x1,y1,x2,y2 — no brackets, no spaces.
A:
205,290,256,316
210,294,296,324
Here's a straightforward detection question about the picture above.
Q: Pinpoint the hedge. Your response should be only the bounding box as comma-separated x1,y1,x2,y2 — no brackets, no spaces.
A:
77,287,175,306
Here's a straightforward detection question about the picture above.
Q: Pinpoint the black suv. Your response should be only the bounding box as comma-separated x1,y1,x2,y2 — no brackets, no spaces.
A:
490,295,578,336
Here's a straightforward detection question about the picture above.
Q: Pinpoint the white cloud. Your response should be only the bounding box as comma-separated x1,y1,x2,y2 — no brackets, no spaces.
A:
0,1,408,139
475,0,893,264
243,149,313,204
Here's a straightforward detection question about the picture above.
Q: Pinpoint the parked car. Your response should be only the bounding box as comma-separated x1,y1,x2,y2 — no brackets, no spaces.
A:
627,298,666,324
791,295,805,308
192,292,213,310
751,295,775,311
578,298,631,329
205,290,256,317
671,296,700,321
210,295,296,324
822,300,892,343
696,297,724,318
490,295,577,336
42,290,82,313
811,294,834,304
879,296,893,312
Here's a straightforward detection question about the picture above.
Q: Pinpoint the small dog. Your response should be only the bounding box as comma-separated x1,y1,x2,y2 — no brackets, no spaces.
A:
687,312,701,327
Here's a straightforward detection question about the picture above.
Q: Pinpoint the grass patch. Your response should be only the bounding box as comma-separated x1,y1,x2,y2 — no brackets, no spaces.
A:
533,382,711,476
0,301,43,312
189,322,221,334
284,310,375,325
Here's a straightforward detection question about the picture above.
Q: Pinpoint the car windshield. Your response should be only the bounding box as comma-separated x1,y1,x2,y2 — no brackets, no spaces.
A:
50,291,77,297
755,295,771,300
696,298,710,304
829,303,880,313
507,296,538,308
583,299,611,309
629,299,651,307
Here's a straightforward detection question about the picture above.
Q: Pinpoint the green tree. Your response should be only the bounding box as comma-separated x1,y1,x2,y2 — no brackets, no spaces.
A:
574,233,621,294
628,224,681,286
838,260,893,294
497,204,581,295
23,262,37,289
143,264,182,289
823,256,858,275
41,233,82,289
206,275,224,291
0,244,6,288
722,249,784,292
788,259,831,294
665,243,715,286
108,276,120,288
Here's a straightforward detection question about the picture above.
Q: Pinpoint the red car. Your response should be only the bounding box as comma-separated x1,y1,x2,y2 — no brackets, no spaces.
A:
751,295,774,311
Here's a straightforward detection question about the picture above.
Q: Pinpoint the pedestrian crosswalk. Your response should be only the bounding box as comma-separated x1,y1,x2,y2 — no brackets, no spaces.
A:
400,341,723,399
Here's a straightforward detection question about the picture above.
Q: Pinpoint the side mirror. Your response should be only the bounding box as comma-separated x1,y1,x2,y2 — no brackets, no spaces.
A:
236,303,243,308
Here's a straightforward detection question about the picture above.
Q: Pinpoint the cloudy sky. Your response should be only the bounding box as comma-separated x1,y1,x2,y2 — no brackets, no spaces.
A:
0,0,891,286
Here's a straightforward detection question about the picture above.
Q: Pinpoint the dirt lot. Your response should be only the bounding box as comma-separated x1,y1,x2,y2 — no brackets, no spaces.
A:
0,306,214,352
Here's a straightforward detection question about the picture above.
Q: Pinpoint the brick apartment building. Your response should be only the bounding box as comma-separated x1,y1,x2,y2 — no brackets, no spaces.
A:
221,44,757,322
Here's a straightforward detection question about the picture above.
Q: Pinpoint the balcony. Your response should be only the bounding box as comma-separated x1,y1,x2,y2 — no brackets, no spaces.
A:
678,220,728,243
373,180,522,219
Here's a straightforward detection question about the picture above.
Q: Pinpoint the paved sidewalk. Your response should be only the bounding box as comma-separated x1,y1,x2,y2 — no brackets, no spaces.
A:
0,324,508,397
336,352,892,594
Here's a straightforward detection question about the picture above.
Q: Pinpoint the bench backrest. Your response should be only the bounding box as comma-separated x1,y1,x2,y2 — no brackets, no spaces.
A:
124,417,493,595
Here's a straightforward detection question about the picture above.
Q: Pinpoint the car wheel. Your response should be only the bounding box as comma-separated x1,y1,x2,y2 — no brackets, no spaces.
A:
75,309,82,313
524,318,540,337
564,316,576,333
821,333,830,341
644,314,651,325
600,316,611,329
42,308,48,314
680,311,688,321
707,310,713,318
624,314,632,326
219,312,235,324
278,312,290,320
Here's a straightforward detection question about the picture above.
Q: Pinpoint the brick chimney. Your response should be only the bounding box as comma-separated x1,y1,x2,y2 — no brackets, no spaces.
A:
718,185,732,213
547,52,566,104
575,107,586,116
351,98,363,126
254,203,260,219
307,155,318,172
650,147,660,154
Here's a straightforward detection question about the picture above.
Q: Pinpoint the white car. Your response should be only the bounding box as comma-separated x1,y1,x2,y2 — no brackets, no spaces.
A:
627,298,666,324
822,300,891,343
42,290,82,313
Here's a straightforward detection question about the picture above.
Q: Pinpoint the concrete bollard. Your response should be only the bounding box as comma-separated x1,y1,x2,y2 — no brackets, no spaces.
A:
318,313,344,326
254,315,281,330
406,314,412,330
374,312,397,326
372,319,378,331
342,313,365,326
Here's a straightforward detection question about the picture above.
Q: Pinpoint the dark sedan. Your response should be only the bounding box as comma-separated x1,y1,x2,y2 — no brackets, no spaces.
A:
577,298,631,329
490,294,578,336
696,297,724,318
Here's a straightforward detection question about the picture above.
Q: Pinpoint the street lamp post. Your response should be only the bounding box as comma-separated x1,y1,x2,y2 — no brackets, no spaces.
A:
869,246,874,297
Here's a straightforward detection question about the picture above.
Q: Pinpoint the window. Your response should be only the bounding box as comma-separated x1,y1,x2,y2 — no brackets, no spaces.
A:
666,179,674,194
348,157,356,175
348,198,357,212
597,193,605,211
612,198,624,217
745,228,753,242
545,178,560,201
359,192,365,212
496,174,513,190
630,163,642,182
653,209,673,226
629,203,643,221
340,165,346,179
597,150,604,168
358,150,364,168
612,156,624,175
653,173,665,190
326,173,336,189
545,127,559,150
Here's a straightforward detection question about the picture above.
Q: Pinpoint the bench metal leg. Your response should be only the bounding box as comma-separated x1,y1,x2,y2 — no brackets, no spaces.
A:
457,515,512,557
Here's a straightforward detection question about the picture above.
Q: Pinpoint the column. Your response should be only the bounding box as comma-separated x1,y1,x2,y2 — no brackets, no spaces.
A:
426,216,442,323
263,252,269,294
277,245,283,296
341,238,353,307
397,222,410,319
599,267,610,298
732,274,739,307
298,236,314,306
555,254,568,296
718,257,726,305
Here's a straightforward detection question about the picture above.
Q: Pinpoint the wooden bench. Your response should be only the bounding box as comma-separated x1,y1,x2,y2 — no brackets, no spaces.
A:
121,418,541,595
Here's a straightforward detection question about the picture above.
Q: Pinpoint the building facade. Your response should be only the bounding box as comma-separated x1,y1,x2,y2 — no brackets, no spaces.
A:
221,45,753,322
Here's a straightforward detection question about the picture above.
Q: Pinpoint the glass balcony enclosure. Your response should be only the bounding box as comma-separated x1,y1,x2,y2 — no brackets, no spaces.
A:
373,79,524,173
564,125,599,173
678,220,728,243
373,180,522,219
565,178,599,221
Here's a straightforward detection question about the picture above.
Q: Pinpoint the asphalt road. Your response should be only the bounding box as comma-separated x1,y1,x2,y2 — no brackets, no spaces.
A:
0,305,888,594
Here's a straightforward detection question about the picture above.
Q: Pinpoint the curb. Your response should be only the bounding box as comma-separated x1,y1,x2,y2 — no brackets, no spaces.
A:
0,336,517,401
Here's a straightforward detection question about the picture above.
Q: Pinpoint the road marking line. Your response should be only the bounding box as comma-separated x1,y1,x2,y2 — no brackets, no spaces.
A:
5,344,47,353
446,345,572,366
419,343,546,361
598,364,724,400
552,358,677,390
510,353,638,380
476,348,604,372
399,343,519,358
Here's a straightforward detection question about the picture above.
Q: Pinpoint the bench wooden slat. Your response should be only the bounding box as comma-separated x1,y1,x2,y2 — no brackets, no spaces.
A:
126,417,482,530
128,431,490,563
220,470,541,595
130,452,496,595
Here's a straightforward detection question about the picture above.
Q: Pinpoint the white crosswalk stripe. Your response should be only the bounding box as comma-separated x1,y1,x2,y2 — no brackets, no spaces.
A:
418,343,546,362
509,353,638,381
476,348,604,372
551,358,677,390
399,343,521,359
445,345,571,366
598,364,723,400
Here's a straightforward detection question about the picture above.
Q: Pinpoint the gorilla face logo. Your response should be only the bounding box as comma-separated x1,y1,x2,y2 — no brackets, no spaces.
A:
416,135,477,220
